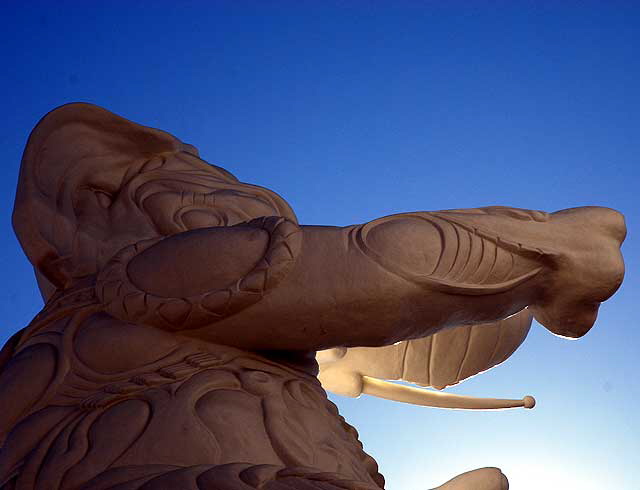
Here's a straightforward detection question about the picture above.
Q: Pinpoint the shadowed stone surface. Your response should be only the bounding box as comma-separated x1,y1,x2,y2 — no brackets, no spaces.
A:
0,103,625,489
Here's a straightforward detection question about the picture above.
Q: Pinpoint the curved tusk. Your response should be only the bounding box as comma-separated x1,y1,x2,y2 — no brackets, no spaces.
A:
362,376,536,410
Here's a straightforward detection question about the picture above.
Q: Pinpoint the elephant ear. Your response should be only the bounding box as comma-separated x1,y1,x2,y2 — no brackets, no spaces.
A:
13,103,197,294
317,309,534,409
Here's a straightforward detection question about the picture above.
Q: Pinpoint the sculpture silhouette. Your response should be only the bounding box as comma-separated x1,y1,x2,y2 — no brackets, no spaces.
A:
0,104,626,490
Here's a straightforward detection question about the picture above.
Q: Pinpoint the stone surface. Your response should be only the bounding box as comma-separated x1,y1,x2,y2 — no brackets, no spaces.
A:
0,103,626,489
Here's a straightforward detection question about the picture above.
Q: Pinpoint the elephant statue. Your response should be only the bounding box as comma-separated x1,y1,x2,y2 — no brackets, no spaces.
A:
0,103,625,489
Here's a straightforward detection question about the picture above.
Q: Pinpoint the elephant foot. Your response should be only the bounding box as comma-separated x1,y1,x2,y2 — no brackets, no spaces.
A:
432,467,508,490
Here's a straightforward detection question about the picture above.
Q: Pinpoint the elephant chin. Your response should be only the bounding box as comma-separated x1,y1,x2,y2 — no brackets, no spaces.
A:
530,301,600,339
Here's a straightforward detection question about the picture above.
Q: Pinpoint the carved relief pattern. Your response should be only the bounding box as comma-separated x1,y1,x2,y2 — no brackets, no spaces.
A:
97,216,302,330
0,306,383,490
352,210,556,295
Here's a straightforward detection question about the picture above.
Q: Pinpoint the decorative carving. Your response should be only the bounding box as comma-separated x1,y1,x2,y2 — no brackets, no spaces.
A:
0,103,626,489
97,215,302,330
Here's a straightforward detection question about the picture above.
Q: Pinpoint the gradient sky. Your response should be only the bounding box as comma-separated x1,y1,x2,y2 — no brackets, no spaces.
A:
1,2,638,489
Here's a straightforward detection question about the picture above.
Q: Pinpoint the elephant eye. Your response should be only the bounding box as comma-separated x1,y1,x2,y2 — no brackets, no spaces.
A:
94,190,113,208
181,209,223,229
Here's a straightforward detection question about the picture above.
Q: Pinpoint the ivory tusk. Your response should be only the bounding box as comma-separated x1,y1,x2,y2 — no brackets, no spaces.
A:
362,376,536,410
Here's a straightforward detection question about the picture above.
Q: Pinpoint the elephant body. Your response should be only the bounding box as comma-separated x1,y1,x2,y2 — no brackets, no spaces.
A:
0,103,626,490
0,308,383,489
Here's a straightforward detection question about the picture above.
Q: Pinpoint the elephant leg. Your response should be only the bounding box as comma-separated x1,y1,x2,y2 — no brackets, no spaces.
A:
209,206,625,351
432,467,508,490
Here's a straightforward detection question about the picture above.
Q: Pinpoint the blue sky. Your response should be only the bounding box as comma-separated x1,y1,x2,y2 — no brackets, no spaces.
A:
1,2,638,488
